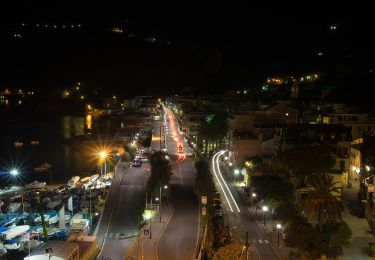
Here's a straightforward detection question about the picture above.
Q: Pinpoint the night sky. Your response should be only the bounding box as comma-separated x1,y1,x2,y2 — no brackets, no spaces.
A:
1,4,374,96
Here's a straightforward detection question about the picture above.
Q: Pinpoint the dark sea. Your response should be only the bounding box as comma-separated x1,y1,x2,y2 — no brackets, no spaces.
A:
0,114,123,188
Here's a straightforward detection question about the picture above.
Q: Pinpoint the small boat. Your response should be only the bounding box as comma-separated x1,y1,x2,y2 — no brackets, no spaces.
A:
48,214,58,225
24,181,46,190
7,203,21,213
89,174,99,183
34,167,47,172
47,199,62,209
1,225,30,240
14,141,23,147
67,176,80,186
80,177,91,184
42,163,52,168
34,215,49,224
65,214,72,223
47,227,59,236
3,240,20,250
100,172,114,181
30,140,40,145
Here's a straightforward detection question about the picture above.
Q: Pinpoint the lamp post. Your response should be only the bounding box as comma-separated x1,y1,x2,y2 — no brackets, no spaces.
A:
276,224,282,247
45,247,53,259
251,193,257,212
144,212,152,239
262,206,268,227
100,151,107,176
159,185,168,223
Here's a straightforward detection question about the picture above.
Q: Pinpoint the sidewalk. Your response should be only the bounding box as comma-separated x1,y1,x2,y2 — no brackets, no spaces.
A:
342,178,375,259
125,202,174,260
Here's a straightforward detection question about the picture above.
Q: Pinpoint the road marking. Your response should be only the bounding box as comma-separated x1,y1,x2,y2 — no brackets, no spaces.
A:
264,240,269,244
108,233,113,238
258,240,263,244
155,206,175,260
115,233,120,239
97,163,126,258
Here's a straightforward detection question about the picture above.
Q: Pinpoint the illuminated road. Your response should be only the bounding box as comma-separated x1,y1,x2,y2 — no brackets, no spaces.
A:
96,163,149,260
212,150,280,260
156,105,198,260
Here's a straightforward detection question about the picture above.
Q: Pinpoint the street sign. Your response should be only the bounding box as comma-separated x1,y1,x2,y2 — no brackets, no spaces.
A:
202,207,206,216
201,196,207,205
144,229,149,235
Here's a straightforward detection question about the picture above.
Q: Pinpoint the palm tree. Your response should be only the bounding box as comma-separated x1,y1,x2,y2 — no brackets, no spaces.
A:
301,174,344,231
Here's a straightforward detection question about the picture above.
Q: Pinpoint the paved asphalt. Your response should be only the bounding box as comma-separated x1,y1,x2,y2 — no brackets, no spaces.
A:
96,107,198,260
156,107,199,260
96,163,149,259
212,151,280,260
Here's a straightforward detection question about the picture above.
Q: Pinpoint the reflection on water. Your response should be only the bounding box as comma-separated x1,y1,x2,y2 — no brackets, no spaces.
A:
0,115,123,187
86,115,92,130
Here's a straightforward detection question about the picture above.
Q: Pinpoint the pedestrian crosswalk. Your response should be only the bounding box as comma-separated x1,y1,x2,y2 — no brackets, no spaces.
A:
107,232,133,240
252,239,270,244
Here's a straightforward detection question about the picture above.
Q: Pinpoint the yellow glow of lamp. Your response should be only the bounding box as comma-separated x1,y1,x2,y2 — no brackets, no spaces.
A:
143,210,155,220
100,151,107,159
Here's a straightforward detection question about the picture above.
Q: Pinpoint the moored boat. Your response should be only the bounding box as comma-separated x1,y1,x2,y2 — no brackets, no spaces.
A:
14,141,23,147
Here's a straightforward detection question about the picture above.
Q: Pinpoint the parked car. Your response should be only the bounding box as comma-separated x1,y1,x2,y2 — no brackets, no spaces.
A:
140,157,149,163
213,199,222,205
214,209,223,217
132,159,142,167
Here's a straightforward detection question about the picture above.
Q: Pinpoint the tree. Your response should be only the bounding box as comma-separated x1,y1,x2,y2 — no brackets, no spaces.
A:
301,174,344,231
149,151,171,194
208,241,244,260
272,144,335,192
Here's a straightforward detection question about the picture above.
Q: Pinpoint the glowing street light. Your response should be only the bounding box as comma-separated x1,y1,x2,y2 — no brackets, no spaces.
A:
276,224,282,247
99,151,108,176
10,169,19,176
100,151,107,159
159,184,169,222
234,169,240,175
143,210,154,239
262,206,269,227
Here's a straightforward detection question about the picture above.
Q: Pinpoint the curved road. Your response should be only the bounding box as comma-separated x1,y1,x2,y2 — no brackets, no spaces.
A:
212,150,280,260
156,106,199,260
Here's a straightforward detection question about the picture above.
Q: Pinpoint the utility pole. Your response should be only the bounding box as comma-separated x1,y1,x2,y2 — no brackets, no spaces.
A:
245,231,249,260
159,185,162,223
160,124,162,150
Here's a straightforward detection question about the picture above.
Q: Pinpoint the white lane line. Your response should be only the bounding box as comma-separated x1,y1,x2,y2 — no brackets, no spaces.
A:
216,151,241,212
258,240,263,244
212,152,234,212
264,240,269,244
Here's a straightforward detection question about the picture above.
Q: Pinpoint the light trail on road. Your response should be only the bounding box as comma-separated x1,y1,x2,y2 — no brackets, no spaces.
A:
212,150,241,213
212,151,234,212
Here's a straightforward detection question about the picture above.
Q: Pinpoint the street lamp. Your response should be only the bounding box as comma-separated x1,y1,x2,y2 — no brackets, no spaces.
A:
159,185,168,222
100,151,108,176
276,224,282,247
45,247,53,259
262,206,269,227
144,211,152,239
234,169,240,175
10,169,18,176
251,193,257,212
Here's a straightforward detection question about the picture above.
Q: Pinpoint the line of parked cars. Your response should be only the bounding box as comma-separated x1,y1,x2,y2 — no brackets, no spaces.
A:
132,148,151,167
213,190,223,225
